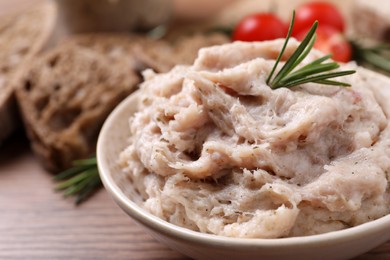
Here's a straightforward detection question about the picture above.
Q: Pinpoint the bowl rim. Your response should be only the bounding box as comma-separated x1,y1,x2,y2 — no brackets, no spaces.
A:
97,90,390,249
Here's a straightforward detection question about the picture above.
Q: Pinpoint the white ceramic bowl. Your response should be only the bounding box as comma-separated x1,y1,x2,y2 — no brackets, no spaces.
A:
97,84,390,260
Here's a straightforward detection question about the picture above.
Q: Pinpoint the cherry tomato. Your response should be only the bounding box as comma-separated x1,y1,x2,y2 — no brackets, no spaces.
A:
292,2,345,37
295,25,352,62
232,13,288,42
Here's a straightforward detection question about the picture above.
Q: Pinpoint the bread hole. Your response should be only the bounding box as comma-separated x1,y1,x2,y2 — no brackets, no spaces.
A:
78,112,108,147
53,84,61,91
48,55,60,67
48,107,82,131
80,125,100,147
24,79,32,92
35,96,49,114
346,115,353,123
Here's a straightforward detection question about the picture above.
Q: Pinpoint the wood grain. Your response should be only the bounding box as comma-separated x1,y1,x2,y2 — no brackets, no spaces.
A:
0,0,389,259
0,133,187,260
0,0,44,17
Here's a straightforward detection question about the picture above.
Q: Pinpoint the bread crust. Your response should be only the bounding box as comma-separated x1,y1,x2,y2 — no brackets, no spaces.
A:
0,1,57,144
15,35,144,172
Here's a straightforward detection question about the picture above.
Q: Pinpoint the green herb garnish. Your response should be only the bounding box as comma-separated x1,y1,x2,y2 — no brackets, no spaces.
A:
352,41,390,74
267,11,355,89
54,157,101,205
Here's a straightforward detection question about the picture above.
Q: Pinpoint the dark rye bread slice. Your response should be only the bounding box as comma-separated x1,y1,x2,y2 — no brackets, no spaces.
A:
15,35,142,172
133,33,230,73
0,2,56,144
36,32,229,74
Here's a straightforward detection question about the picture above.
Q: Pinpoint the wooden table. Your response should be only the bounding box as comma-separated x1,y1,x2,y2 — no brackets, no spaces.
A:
3,136,390,260
0,134,187,259
1,0,390,259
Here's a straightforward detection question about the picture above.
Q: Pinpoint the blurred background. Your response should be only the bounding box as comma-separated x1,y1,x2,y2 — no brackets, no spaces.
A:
0,0,352,25
0,0,357,43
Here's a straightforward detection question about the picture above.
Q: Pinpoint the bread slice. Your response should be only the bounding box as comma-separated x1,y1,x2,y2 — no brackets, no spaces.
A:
351,0,390,42
15,34,143,172
0,1,56,144
133,33,230,73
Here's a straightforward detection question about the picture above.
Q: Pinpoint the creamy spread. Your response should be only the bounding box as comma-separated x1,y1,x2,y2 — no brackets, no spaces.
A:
119,39,390,238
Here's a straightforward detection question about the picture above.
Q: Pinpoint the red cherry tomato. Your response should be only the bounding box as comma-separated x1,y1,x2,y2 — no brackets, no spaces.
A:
232,13,288,42
292,2,345,37
295,25,352,63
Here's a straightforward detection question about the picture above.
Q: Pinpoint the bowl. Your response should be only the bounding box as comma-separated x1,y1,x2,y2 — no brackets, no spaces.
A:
97,71,390,259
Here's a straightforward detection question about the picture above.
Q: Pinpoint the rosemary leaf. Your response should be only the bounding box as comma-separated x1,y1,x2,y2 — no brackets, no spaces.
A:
366,43,390,52
314,79,351,87
290,33,317,70
282,70,355,89
266,11,296,85
296,55,337,73
360,50,390,72
270,21,319,88
54,156,102,205
63,169,99,197
55,169,96,191
73,157,97,167
281,62,340,83
75,175,102,205
53,165,91,181
307,54,333,65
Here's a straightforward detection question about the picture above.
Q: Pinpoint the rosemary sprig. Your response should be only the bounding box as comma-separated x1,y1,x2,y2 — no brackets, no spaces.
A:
352,41,390,74
54,157,101,205
267,11,356,89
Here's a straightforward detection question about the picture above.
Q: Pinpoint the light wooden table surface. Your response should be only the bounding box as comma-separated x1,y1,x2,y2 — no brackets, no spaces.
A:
0,0,390,259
